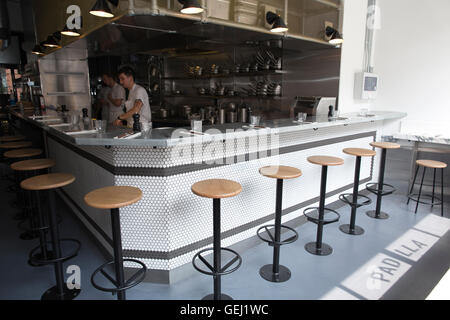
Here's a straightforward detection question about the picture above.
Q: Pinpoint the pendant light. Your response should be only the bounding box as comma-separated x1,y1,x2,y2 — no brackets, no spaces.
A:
178,0,204,14
31,44,44,55
61,25,81,37
266,11,288,33
89,0,119,18
42,32,61,48
325,26,344,45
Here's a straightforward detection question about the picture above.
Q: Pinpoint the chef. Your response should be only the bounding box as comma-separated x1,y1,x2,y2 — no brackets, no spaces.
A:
113,66,151,127
102,72,126,124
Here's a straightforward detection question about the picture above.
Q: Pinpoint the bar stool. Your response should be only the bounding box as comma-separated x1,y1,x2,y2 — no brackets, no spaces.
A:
1,141,32,180
85,186,147,300
257,166,301,282
6,148,43,222
0,135,25,142
407,160,446,216
12,159,56,264
366,142,401,220
21,173,81,300
339,148,376,235
191,179,243,300
304,156,344,256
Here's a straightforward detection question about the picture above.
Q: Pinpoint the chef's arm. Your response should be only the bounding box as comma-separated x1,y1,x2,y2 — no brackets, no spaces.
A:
108,94,123,107
117,100,143,120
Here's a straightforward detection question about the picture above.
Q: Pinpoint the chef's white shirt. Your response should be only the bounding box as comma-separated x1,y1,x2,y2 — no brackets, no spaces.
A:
124,83,151,125
108,83,126,123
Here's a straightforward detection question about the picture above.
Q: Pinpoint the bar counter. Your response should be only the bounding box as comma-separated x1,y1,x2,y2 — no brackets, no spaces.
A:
8,108,406,283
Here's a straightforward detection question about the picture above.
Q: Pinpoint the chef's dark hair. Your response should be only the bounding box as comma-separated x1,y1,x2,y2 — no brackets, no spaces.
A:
118,66,136,81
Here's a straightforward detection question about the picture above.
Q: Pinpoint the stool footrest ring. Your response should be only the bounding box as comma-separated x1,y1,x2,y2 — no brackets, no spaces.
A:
366,183,396,196
304,207,340,225
28,238,81,265
91,259,147,294
256,225,298,246
192,248,242,276
407,194,443,206
339,193,372,208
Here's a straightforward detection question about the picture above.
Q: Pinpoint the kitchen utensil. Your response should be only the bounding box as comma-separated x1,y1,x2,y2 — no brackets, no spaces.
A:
239,107,248,123
218,108,226,124
227,111,237,123
159,108,168,119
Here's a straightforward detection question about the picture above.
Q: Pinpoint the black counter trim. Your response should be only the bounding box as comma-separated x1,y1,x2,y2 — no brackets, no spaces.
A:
122,177,371,260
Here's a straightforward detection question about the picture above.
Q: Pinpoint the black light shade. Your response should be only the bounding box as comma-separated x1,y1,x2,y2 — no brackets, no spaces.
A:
325,26,343,45
90,0,118,18
31,44,44,55
266,11,288,33
42,34,61,48
61,25,81,37
178,0,204,14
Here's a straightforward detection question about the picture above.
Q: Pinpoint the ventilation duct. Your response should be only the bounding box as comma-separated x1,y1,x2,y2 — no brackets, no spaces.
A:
0,0,11,51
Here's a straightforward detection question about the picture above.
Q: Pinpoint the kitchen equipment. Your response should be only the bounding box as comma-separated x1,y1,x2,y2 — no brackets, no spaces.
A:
159,108,168,119
294,97,337,117
250,115,260,127
239,106,248,123
182,105,192,119
227,111,237,123
218,108,226,124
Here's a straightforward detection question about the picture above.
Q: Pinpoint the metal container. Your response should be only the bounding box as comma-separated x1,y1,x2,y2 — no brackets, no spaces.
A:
218,108,226,124
159,108,168,119
239,107,248,123
227,111,237,123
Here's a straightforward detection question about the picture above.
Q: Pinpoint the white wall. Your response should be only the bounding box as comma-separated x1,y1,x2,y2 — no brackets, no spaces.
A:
338,0,369,113
339,0,450,135
370,0,450,134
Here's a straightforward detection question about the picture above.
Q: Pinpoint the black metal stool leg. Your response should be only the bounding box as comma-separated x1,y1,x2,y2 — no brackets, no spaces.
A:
431,168,436,209
41,189,80,300
203,199,233,300
367,148,389,219
441,168,444,217
340,156,365,235
111,208,126,300
260,179,292,282
305,165,333,256
407,165,419,205
415,167,427,214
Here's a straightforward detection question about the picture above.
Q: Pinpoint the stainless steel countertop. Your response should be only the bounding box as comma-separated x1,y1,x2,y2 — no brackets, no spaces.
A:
9,108,407,148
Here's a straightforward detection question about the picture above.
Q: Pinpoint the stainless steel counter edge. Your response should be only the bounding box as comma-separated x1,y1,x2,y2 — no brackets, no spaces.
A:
9,109,407,148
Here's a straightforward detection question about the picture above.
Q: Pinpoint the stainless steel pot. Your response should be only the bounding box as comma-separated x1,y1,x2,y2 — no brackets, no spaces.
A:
218,108,226,124
239,107,248,123
227,111,237,123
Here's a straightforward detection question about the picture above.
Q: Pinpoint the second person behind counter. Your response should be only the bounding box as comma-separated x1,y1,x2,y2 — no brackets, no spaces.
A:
114,66,151,127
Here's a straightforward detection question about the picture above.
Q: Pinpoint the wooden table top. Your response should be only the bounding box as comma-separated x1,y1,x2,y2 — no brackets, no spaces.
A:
11,158,56,171
0,141,32,149
21,173,75,191
84,186,143,209
307,156,344,166
343,148,377,157
259,166,302,180
192,179,242,199
4,148,42,159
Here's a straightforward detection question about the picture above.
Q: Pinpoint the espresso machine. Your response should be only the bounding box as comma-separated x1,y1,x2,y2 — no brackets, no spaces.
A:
293,96,337,117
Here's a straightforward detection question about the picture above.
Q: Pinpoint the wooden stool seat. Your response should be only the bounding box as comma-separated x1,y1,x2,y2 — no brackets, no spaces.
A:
259,166,302,180
192,179,242,199
4,148,43,159
84,186,142,209
0,141,32,149
343,148,376,157
308,156,344,166
416,160,447,169
11,158,56,171
0,135,25,142
370,142,401,150
21,173,75,191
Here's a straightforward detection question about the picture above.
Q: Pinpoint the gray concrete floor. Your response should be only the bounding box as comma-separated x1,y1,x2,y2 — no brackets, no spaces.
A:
1,165,449,300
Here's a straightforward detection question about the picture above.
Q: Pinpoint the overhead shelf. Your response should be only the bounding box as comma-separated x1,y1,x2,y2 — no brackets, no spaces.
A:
43,72,85,76
163,70,287,81
46,92,87,96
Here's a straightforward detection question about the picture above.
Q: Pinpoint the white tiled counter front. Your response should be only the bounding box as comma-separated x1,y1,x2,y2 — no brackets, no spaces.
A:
11,109,406,283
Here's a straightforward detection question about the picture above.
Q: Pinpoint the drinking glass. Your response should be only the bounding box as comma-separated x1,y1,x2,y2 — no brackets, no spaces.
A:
93,120,107,133
191,120,202,133
250,115,261,127
359,108,369,117
297,112,307,123
140,121,152,138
